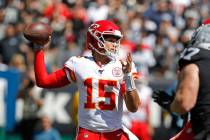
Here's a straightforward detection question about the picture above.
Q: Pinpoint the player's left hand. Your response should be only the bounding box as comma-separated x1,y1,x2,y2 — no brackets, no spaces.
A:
152,90,175,112
120,53,132,74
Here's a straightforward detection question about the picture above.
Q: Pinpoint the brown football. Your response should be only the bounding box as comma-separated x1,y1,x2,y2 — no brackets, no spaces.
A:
23,22,52,45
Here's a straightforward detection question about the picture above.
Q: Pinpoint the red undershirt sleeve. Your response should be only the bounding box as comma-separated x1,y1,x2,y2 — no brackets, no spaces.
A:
34,50,70,88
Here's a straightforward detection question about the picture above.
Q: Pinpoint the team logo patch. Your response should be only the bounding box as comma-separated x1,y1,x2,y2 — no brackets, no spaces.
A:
112,67,122,77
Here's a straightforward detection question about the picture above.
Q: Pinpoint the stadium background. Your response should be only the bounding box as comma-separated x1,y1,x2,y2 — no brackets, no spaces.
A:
0,0,209,140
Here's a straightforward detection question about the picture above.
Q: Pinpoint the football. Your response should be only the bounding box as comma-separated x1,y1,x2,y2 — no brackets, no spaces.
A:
23,22,52,45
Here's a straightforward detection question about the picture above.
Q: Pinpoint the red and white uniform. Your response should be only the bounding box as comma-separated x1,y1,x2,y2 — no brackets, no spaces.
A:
34,20,139,140
123,84,152,140
64,55,137,132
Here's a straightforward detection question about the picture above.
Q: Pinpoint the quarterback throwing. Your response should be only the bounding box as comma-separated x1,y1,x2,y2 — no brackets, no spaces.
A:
33,20,140,140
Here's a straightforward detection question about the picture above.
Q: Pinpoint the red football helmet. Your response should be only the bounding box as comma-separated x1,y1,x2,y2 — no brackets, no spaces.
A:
86,20,123,60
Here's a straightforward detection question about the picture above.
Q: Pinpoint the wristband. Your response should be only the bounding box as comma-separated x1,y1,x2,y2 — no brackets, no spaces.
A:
123,73,136,92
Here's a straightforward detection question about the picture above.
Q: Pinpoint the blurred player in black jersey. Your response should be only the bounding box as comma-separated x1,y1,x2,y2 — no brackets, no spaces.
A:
152,19,210,140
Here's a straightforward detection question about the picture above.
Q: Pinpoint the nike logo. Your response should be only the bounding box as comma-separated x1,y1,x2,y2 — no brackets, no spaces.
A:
98,69,104,74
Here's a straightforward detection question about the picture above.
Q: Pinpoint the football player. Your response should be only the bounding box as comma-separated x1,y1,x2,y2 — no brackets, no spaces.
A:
153,19,210,140
33,20,140,140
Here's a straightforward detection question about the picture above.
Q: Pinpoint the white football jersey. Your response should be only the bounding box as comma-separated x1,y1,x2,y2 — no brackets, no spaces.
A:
64,55,137,132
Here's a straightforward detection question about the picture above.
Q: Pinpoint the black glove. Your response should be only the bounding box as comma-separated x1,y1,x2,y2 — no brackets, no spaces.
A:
152,90,175,112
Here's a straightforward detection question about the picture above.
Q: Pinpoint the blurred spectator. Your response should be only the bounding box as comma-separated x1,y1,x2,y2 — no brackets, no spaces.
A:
72,0,88,25
141,19,157,48
144,0,175,27
199,0,210,20
170,0,191,15
183,8,200,29
16,65,43,140
178,8,199,48
9,53,26,72
0,23,22,64
0,8,6,40
152,33,167,71
87,0,109,22
4,0,19,24
0,0,5,7
34,115,61,140
43,0,72,21
108,0,128,22
158,13,180,73
0,54,8,71
159,13,179,44
124,9,142,44
132,43,156,78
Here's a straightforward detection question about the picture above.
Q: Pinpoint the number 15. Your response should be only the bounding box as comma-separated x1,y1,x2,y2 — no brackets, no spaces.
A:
84,78,117,110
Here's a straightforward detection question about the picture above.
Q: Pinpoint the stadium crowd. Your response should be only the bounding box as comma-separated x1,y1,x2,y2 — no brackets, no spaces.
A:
0,0,210,140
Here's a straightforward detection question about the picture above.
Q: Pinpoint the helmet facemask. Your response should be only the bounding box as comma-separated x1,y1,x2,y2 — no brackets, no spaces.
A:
101,34,122,60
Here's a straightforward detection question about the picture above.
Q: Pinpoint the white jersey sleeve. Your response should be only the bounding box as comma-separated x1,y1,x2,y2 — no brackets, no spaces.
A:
64,56,78,83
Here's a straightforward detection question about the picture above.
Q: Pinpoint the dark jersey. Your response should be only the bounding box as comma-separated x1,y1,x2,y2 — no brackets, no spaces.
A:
179,47,210,136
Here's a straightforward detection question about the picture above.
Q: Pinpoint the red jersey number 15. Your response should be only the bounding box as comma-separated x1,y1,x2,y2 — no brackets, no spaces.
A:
84,78,117,110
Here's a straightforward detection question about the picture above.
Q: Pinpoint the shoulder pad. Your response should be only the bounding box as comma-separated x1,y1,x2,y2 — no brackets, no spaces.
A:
179,47,210,69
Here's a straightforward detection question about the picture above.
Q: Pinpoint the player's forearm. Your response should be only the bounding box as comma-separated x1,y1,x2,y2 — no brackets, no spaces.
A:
170,102,187,115
170,99,189,115
170,64,199,115
123,71,140,112
124,90,140,112
34,50,70,88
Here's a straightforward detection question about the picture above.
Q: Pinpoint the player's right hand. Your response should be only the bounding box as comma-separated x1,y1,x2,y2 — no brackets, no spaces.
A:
152,90,175,112
29,36,51,51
